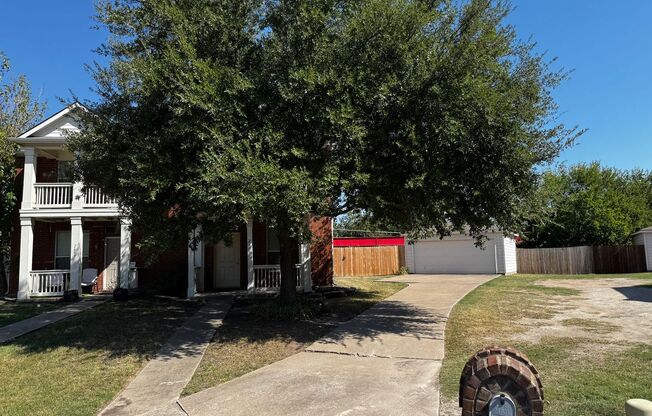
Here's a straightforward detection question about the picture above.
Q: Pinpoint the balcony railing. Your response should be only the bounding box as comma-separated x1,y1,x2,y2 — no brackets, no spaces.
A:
34,183,73,208
83,186,118,207
29,270,70,297
31,183,117,209
253,264,302,289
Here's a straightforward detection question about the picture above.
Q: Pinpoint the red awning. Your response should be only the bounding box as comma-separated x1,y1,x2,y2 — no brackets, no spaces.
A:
333,236,405,247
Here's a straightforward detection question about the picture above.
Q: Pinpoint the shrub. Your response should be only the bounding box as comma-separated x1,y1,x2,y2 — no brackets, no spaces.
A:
251,295,320,320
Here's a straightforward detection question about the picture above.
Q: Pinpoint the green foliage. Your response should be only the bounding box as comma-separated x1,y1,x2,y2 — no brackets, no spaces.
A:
398,266,409,275
251,295,319,320
0,52,45,295
69,0,579,299
521,163,652,247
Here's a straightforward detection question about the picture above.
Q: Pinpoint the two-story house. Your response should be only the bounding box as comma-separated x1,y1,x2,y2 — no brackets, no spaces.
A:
7,104,334,300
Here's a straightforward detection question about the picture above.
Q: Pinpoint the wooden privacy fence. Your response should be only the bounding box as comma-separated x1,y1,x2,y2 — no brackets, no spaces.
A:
517,245,647,274
334,245,406,277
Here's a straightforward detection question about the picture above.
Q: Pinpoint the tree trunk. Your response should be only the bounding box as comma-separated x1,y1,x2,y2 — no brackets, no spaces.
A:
277,229,297,305
0,255,8,297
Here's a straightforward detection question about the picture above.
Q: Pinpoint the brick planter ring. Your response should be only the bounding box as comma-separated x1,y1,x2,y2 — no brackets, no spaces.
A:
459,347,544,416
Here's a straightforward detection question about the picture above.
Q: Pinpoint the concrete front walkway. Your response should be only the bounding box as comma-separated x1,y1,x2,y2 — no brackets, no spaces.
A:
100,296,232,416
179,274,495,416
0,297,108,344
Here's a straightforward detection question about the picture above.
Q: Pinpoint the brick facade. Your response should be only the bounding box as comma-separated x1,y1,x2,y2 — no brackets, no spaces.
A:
310,216,334,286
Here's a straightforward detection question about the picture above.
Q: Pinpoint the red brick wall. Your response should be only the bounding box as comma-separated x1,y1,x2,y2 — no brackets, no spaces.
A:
132,240,188,297
310,216,334,286
29,220,119,293
84,221,120,292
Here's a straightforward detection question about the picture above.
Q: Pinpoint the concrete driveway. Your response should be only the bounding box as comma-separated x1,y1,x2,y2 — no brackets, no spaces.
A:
178,274,495,416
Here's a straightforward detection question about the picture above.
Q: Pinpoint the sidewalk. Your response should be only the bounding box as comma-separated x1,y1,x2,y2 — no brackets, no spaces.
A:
0,297,109,344
100,295,232,416
179,274,495,416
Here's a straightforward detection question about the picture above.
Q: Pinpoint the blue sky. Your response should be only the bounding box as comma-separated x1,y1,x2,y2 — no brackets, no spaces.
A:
1,1,650,170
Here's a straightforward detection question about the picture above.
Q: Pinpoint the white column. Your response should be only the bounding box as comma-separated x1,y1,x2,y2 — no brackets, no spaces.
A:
17,218,34,300
71,181,83,209
69,217,83,293
187,244,196,298
299,242,312,293
119,220,132,289
187,227,201,298
246,219,254,291
21,147,37,210
194,228,204,292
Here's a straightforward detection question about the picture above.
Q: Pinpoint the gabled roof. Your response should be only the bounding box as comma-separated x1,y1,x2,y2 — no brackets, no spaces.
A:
15,102,87,140
633,226,652,235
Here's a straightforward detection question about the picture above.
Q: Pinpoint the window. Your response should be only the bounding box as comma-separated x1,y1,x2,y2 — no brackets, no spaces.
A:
267,228,281,265
55,230,90,269
57,161,74,183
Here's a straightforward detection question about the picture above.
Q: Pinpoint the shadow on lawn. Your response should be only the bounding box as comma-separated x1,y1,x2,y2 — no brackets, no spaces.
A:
8,297,202,360
614,285,652,303
7,285,420,363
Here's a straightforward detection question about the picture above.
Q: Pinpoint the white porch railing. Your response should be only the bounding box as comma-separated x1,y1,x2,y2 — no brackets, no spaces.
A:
34,183,73,208
31,183,118,209
29,270,70,297
83,186,117,207
253,264,302,289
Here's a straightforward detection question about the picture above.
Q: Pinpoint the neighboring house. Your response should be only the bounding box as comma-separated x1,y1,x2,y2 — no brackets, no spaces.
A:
7,104,334,301
405,231,518,275
633,226,652,272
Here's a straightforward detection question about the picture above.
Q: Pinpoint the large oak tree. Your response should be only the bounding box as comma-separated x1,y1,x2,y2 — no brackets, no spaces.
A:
70,0,580,302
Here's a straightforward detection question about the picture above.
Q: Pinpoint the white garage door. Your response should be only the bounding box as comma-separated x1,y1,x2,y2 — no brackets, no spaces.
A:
412,239,497,274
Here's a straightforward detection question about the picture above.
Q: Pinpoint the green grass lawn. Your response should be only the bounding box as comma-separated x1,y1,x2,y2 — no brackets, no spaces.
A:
183,276,407,396
0,300,61,328
0,297,200,416
439,273,652,416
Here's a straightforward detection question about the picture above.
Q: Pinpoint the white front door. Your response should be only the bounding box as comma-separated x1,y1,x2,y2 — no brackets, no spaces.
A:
103,237,120,290
214,233,241,289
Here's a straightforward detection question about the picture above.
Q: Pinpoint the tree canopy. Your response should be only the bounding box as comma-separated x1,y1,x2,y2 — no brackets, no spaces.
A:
70,0,580,301
0,52,45,295
519,163,652,248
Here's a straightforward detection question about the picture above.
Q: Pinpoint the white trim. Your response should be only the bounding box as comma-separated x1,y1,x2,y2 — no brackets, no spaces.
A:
17,218,34,300
20,147,36,210
17,103,85,139
187,227,200,298
247,219,254,291
69,217,84,293
119,220,132,290
20,208,121,218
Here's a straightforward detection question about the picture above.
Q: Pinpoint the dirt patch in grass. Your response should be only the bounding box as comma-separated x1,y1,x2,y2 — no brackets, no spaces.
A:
514,278,652,345
0,300,60,328
0,297,201,416
183,276,407,396
439,273,652,416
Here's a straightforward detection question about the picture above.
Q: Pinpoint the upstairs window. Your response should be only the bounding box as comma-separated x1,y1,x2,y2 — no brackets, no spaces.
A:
57,161,74,183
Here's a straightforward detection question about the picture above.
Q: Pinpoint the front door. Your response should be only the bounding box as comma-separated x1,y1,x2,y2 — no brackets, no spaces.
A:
214,233,241,289
103,237,120,290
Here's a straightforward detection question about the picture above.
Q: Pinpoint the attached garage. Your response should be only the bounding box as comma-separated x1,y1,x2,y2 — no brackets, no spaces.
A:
406,233,517,275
